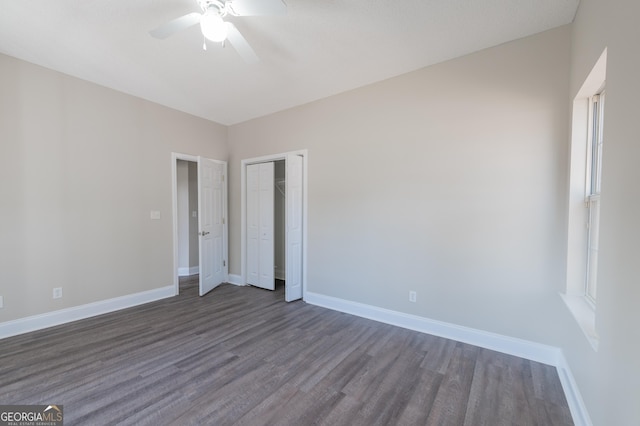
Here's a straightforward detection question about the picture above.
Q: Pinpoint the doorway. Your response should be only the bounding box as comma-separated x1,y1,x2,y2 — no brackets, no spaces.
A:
176,160,199,278
171,153,228,297
241,150,307,302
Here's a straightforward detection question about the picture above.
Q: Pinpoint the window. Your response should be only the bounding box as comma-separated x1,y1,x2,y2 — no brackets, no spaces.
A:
564,48,606,350
585,91,605,305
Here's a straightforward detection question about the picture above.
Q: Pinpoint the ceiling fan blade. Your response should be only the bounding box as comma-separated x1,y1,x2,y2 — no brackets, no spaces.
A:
228,0,286,16
149,12,201,39
226,23,259,64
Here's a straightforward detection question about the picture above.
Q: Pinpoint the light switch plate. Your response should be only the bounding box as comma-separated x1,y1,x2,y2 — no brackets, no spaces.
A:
150,210,161,220
0,295,3,308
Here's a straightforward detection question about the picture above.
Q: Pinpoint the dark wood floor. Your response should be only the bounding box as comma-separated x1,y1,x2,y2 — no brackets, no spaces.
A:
0,277,573,425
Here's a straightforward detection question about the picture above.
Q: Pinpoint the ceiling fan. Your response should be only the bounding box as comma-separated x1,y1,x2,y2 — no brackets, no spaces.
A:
149,0,286,64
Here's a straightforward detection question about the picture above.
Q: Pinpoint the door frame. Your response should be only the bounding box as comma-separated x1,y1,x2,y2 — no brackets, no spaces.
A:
171,152,229,295
240,150,308,300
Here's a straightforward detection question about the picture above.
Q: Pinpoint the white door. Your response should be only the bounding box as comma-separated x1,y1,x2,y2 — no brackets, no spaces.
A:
246,162,275,290
198,157,225,296
246,164,260,286
285,154,303,302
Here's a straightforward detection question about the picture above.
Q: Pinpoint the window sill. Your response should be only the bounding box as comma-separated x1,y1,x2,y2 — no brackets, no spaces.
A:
560,293,599,351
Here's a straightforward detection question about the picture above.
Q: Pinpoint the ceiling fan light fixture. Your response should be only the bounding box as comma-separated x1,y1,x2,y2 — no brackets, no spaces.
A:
200,9,228,42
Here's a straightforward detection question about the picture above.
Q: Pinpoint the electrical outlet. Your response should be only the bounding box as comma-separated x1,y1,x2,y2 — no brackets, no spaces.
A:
53,287,63,299
409,291,417,303
0,295,3,308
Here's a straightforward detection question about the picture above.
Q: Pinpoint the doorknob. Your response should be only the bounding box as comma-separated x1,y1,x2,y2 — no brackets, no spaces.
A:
199,231,210,236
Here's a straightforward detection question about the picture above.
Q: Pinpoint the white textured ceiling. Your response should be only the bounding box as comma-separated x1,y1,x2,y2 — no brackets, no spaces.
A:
0,0,579,125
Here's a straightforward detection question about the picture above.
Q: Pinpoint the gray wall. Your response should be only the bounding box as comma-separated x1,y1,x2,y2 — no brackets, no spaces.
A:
566,0,640,424
0,53,227,321
228,27,572,344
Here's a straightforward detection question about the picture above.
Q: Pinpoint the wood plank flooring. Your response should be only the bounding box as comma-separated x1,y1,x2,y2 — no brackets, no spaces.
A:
0,277,573,425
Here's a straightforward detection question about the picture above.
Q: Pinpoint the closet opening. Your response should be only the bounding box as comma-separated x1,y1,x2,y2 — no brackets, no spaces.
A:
274,160,286,289
241,150,307,302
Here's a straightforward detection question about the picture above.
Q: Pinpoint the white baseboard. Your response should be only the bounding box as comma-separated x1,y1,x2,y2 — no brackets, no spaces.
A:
556,353,593,426
275,272,286,281
0,285,175,340
304,291,591,426
178,266,199,276
304,291,560,364
227,274,244,286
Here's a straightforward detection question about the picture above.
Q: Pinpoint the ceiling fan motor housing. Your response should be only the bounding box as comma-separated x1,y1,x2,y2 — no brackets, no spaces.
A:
199,0,228,17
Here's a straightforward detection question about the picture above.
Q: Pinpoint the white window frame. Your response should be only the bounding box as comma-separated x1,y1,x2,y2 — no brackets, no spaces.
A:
563,48,607,351
584,92,605,306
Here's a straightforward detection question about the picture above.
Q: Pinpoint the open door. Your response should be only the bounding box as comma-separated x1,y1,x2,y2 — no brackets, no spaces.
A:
285,154,303,302
198,157,225,296
247,162,275,290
